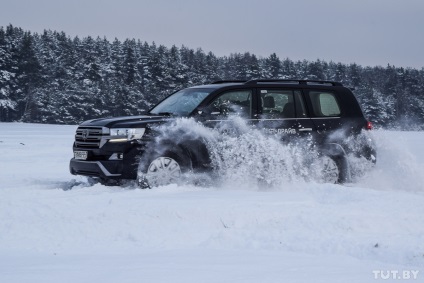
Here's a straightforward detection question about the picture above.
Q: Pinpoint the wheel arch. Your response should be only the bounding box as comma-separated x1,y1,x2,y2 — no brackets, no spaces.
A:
137,138,202,173
321,142,351,183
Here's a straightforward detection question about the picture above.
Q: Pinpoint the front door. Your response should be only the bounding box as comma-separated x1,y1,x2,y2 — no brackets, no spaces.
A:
200,89,255,132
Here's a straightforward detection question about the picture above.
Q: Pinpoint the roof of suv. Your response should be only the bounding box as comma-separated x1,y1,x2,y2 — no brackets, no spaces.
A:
193,79,345,90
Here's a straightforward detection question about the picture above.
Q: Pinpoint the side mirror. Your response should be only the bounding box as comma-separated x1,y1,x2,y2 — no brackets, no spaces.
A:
197,106,221,117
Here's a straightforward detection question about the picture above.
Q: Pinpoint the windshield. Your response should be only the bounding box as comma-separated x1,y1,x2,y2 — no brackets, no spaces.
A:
150,88,213,116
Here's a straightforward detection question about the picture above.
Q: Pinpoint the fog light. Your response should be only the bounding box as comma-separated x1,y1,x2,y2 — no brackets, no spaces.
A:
109,153,124,160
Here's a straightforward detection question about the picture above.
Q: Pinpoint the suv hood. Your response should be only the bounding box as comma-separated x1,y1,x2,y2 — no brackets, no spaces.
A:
80,114,171,128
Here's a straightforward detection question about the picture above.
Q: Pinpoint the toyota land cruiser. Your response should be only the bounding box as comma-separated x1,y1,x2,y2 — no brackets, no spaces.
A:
69,80,376,188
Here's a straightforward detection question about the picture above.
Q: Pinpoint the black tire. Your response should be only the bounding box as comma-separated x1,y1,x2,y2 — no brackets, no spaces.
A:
333,155,351,184
310,154,350,184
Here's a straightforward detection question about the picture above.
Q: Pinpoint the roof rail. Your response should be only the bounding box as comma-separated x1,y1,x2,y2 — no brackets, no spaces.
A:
244,79,343,86
211,80,248,84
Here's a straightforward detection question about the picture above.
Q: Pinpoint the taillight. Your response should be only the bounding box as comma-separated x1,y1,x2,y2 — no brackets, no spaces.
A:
365,121,373,130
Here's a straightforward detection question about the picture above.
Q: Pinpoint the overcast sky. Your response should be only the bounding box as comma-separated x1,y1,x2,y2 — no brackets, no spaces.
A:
1,0,423,69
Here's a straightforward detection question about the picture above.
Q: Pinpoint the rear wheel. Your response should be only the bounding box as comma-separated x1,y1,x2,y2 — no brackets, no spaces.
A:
320,156,340,184
310,155,340,184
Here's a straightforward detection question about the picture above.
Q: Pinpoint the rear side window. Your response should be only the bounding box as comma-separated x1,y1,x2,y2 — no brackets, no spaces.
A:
308,91,341,117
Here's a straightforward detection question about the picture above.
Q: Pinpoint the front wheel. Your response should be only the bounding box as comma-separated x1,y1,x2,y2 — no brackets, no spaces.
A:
137,151,191,189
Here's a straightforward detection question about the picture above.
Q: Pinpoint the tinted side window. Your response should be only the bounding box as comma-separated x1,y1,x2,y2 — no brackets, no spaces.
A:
308,91,341,117
259,89,306,118
210,90,252,118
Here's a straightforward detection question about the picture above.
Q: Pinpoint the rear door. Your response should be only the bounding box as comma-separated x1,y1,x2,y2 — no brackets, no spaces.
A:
303,90,344,144
255,88,316,143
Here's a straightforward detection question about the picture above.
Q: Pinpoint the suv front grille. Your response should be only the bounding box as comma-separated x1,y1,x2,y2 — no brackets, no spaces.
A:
75,126,107,148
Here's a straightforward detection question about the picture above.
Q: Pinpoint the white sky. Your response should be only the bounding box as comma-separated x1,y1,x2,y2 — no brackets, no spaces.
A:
1,0,423,68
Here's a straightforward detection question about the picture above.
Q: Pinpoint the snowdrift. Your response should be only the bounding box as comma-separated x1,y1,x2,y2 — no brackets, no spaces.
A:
0,122,423,283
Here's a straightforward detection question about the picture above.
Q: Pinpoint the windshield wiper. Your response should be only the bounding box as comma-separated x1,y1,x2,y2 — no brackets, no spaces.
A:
152,112,175,116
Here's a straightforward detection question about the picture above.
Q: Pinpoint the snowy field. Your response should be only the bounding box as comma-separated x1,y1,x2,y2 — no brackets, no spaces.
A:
1,122,424,283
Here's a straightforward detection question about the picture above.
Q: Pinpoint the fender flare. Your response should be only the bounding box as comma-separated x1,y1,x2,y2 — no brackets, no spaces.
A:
178,139,211,172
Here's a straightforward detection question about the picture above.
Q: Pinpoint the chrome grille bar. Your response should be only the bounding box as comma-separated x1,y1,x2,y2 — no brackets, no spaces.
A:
75,126,108,148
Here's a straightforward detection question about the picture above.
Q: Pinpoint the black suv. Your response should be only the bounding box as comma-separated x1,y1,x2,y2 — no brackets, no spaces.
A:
70,80,376,187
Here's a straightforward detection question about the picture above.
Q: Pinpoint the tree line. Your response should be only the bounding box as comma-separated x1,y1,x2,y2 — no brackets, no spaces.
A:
1,24,423,129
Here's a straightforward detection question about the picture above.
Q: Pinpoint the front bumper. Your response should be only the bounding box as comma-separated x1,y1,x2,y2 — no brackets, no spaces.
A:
70,145,142,180
69,159,125,179
70,137,148,180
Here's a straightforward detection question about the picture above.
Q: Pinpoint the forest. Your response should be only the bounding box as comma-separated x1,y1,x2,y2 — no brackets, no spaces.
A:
1,24,423,129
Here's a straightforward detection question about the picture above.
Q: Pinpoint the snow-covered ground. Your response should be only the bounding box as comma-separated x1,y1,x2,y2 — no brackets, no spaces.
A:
0,122,423,283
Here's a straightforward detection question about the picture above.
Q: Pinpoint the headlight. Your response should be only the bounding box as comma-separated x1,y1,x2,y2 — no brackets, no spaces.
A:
109,128,145,142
